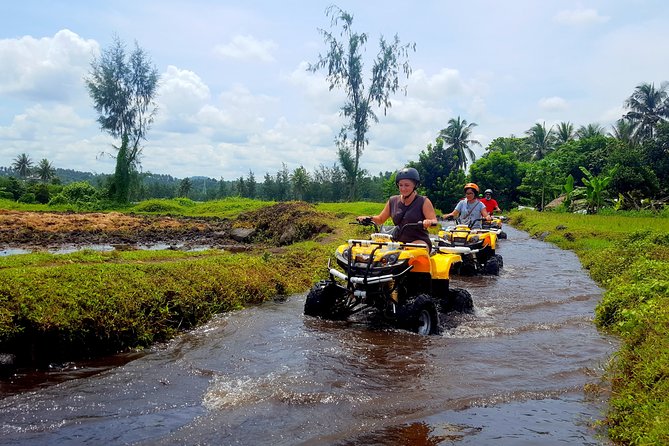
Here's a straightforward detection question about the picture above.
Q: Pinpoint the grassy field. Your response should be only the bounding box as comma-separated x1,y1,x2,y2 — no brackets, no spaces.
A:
510,209,669,445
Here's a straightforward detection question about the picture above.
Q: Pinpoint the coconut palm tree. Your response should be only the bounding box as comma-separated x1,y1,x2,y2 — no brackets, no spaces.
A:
524,122,555,161
575,123,606,139
624,82,669,142
609,118,638,147
11,153,33,178
555,121,575,146
35,158,56,183
438,116,481,171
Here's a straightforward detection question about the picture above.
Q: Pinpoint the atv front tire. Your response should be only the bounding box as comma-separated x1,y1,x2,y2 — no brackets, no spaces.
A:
499,231,507,239
484,256,500,275
398,294,439,335
441,288,474,314
304,280,351,320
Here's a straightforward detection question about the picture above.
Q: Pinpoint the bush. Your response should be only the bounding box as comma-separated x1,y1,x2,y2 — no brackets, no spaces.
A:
18,192,36,204
49,181,101,209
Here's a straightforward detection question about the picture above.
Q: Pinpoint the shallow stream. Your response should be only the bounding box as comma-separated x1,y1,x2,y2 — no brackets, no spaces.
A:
0,226,616,445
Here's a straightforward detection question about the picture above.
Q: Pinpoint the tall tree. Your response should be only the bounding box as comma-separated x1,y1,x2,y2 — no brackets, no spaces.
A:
524,122,555,161
610,118,638,147
177,177,192,198
309,5,414,200
11,153,33,178
291,166,310,201
555,121,575,146
35,158,55,182
85,35,159,202
576,123,606,139
246,170,257,199
624,81,669,142
438,116,480,171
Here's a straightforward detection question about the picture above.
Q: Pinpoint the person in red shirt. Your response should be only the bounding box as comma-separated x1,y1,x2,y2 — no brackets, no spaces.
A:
481,189,501,215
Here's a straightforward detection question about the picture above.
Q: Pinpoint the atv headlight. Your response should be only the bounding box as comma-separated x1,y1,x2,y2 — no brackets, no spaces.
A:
377,252,400,266
337,247,351,262
469,235,480,243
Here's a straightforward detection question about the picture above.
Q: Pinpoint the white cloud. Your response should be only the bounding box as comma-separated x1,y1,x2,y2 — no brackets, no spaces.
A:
157,65,211,115
408,68,466,101
0,29,98,101
213,35,278,62
539,96,569,112
554,8,610,26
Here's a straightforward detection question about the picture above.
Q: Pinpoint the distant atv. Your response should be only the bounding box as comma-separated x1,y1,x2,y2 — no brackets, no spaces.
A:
304,219,473,335
435,218,503,276
481,215,508,239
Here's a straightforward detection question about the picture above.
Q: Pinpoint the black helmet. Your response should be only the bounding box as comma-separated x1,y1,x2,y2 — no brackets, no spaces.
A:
395,167,420,186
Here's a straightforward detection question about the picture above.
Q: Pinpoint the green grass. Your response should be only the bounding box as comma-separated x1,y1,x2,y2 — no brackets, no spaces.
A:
510,209,669,445
130,197,274,218
0,199,368,366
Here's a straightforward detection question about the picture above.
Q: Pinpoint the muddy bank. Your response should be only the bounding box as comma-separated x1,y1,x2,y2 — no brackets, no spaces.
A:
0,202,333,252
0,210,236,251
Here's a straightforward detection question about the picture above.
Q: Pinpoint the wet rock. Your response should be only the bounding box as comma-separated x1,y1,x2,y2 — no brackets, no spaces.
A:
230,228,256,242
555,225,567,230
537,231,550,241
0,353,16,366
278,225,298,245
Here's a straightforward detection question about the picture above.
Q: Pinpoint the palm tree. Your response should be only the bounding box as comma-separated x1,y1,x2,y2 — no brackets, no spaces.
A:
609,118,638,146
555,121,575,146
35,158,56,182
438,116,481,171
576,123,606,139
11,153,33,178
624,82,669,142
524,122,555,161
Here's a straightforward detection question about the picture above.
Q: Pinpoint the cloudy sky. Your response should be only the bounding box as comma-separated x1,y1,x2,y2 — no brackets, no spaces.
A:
1,0,668,180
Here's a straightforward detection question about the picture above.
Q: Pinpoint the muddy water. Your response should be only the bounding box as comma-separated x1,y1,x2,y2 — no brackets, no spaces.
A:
0,226,616,445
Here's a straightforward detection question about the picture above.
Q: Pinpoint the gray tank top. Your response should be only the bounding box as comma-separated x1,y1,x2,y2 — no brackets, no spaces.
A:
389,195,431,245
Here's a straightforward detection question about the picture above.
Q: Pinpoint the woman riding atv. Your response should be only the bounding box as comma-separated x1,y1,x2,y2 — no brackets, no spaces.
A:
357,167,437,246
443,183,492,228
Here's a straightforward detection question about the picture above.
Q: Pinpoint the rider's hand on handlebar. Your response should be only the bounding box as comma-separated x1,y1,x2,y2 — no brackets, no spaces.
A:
422,219,437,229
356,216,373,225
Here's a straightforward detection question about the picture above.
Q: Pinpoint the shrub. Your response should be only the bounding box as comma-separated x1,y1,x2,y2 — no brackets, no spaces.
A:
49,181,101,209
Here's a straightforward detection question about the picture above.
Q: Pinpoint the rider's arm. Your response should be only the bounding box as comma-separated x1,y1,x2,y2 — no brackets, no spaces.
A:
481,207,492,221
358,200,391,225
422,198,438,228
443,202,460,220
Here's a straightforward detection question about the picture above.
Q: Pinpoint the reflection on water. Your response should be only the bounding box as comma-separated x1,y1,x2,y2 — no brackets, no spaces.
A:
0,226,616,445
0,243,215,256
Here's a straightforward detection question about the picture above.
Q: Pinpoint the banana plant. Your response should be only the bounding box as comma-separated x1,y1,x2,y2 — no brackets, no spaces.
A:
562,174,574,209
579,166,617,213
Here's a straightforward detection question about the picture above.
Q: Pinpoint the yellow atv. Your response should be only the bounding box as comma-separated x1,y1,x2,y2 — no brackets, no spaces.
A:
304,220,473,335
481,215,508,239
436,218,503,276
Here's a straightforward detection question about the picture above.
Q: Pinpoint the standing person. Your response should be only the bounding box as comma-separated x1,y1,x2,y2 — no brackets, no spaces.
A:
443,183,491,228
357,167,437,246
481,189,502,215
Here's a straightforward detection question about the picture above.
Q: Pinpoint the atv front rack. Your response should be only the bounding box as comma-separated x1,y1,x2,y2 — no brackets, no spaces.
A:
329,238,427,288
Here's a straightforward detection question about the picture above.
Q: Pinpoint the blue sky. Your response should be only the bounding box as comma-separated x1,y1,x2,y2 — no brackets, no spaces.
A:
1,0,668,180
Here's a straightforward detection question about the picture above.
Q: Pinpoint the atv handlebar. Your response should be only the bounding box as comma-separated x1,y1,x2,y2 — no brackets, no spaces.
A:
353,219,436,241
